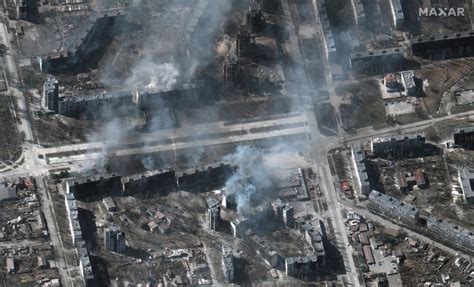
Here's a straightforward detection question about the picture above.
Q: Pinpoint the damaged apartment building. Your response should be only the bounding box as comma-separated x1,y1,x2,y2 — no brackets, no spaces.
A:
411,31,474,61
314,0,337,62
223,3,284,92
41,79,205,118
64,162,233,199
33,9,127,73
453,126,474,150
368,190,474,254
64,192,94,286
206,194,328,279
349,47,410,76
352,133,439,196
367,133,440,160
61,162,234,283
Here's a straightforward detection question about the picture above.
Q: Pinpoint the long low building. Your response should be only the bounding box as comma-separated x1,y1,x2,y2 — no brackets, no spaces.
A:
368,190,420,225
368,190,474,253
313,0,337,62
64,193,94,286
411,31,474,61
349,47,408,75
454,126,474,150
389,0,404,30
48,81,204,118
122,170,177,198
65,162,234,198
351,0,366,26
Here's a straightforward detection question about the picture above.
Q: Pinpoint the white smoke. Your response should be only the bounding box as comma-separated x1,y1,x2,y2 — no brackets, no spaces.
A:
223,145,273,214
125,60,180,90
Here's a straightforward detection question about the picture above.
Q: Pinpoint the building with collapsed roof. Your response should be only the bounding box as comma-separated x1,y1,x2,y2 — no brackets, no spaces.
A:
230,198,327,277
285,255,318,277
36,10,126,73
243,229,281,268
351,0,366,26
207,197,221,231
272,199,295,228
230,204,274,238
454,126,474,150
454,89,474,106
54,81,204,118
41,78,59,113
411,32,474,61
349,47,408,75
222,245,235,283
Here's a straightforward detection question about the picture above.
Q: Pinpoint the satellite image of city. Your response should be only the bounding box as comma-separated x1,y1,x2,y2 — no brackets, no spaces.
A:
0,0,474,286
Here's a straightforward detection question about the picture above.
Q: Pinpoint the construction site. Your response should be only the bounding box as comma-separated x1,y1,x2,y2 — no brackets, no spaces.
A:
0,0,474,286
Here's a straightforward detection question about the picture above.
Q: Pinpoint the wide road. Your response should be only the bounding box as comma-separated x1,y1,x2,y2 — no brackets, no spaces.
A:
342,110,474,144
39,114,309,161
282,0,360,284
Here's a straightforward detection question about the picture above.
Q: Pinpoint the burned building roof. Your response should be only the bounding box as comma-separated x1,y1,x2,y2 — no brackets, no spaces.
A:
411,31,474,61
454,89,474,106
176,162,234,192
30,10,126,73
370,133,441,160
57,81,204,118
64,174,122,199
122,169,177,198
221,245,235,283
351,0,366,26
349,47,407,75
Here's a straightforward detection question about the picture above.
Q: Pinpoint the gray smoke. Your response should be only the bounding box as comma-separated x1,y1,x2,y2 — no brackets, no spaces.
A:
223,145,273,214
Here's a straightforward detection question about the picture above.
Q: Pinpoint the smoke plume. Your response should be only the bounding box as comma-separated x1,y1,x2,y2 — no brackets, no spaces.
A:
223,145,273,214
